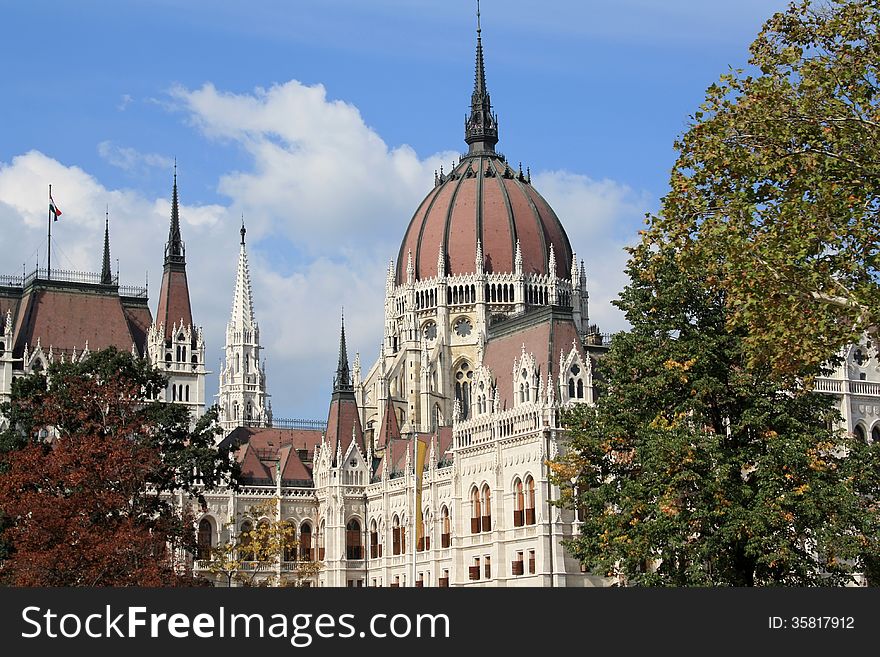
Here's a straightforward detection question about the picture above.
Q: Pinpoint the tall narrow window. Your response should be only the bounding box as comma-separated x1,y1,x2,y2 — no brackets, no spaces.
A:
513,479,524,527
481,485,492,532
299,523,312,561
470,488,481,534
392,515,401,555
197,518,212,560
346,518,362,560
441,506,451,548
525,476,536,525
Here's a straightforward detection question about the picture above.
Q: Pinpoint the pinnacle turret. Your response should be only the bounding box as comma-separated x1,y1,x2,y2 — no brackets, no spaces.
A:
333,311,353,394
101,210,112,285
464,0,498,153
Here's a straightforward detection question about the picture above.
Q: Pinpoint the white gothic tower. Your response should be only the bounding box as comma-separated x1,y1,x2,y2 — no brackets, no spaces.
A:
217,220,271,431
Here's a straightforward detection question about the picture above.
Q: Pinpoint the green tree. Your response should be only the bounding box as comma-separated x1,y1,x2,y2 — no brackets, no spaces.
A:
0,347,239,586
552,244,880,586
648,0,880,377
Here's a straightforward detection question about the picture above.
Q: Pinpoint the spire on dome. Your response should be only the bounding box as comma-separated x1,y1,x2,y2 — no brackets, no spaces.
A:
229,216,255,333
165,159,185,265
333,310,353,394
465,0,498,153
101,208,112,285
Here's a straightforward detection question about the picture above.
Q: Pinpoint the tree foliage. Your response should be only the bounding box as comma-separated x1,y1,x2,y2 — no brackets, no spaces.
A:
206,500,320,587
649,0,880,377
0,347,239,586
552,244,880,586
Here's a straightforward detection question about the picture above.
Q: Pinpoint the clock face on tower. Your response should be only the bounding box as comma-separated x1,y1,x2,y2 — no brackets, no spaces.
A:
454,317,472,338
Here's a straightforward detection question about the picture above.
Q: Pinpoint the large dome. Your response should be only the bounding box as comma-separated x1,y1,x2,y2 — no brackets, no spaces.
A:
395,22,572,286
395,154,573,284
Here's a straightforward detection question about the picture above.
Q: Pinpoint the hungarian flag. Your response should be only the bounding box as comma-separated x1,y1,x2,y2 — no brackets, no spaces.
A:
49,193,62,221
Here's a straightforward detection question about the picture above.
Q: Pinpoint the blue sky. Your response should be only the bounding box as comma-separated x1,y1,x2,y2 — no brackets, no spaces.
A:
0,0,790,419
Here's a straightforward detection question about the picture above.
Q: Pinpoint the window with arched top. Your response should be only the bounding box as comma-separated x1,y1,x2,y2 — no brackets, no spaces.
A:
513,479,525,527
568,378,576,398
440,506,451,548
855,425,867,441
392,515,402,555
299,522,312,561
197,518,212,560
185,385,190,402
233,401,239,421
577,379,584,399
525,476,536,525
470,487,481,534
346,518,363,560
481,485,492,532
317,520,326,560
370,519,382,559
235,353,240,373
873,427,880,443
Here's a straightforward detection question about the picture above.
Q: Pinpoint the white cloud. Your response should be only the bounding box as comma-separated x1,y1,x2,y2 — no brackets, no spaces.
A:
97,141,175,173
533,170,650,333
117,94,133,111
0,80,648,418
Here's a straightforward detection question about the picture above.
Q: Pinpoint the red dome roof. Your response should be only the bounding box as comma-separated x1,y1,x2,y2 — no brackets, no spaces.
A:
396,153,573,284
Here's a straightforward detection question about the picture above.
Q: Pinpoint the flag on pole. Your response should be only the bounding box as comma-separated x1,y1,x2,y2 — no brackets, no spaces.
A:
49,192,62,221
414,437,427,545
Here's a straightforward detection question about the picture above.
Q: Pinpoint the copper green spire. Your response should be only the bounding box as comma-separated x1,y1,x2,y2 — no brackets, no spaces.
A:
465,0,498,153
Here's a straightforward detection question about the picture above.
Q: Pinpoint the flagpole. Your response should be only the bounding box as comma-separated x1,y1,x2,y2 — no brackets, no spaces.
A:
412,429,417,587
47,184,52,279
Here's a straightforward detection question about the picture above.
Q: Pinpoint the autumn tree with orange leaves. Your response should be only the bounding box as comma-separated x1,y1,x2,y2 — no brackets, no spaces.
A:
0,347,238,586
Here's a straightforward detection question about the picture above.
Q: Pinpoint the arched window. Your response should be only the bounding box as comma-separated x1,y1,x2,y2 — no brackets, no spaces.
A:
370,519,382,559
299,522,312,561
245,353,249,373
513,479,525,527
346,518,363,560
239,521,254,561
481,485,492,532
317,520,326,560
185,385,190,402
235,353,240,373
568,378,576,398
233,401,239,421
171,385,176,402
246,402,253,421
873,426,880,443
392,515,401,555
440,506,451,548
855,425,867,441
418,509,431,551
470,487,481,534
577,379,584,399
197,518,212,560
525,476,536,525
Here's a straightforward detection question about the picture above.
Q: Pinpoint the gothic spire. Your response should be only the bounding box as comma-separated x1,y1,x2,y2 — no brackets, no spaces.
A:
101,208,112,285
465,0,498,153
333,310,353,394
165,160,185,265
230,216,256,333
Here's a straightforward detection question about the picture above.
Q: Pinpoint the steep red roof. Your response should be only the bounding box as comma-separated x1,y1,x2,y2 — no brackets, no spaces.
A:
222,426,323,486
155,267,193,338
376,396,401,450
326,395,364,461
482,307,585,410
